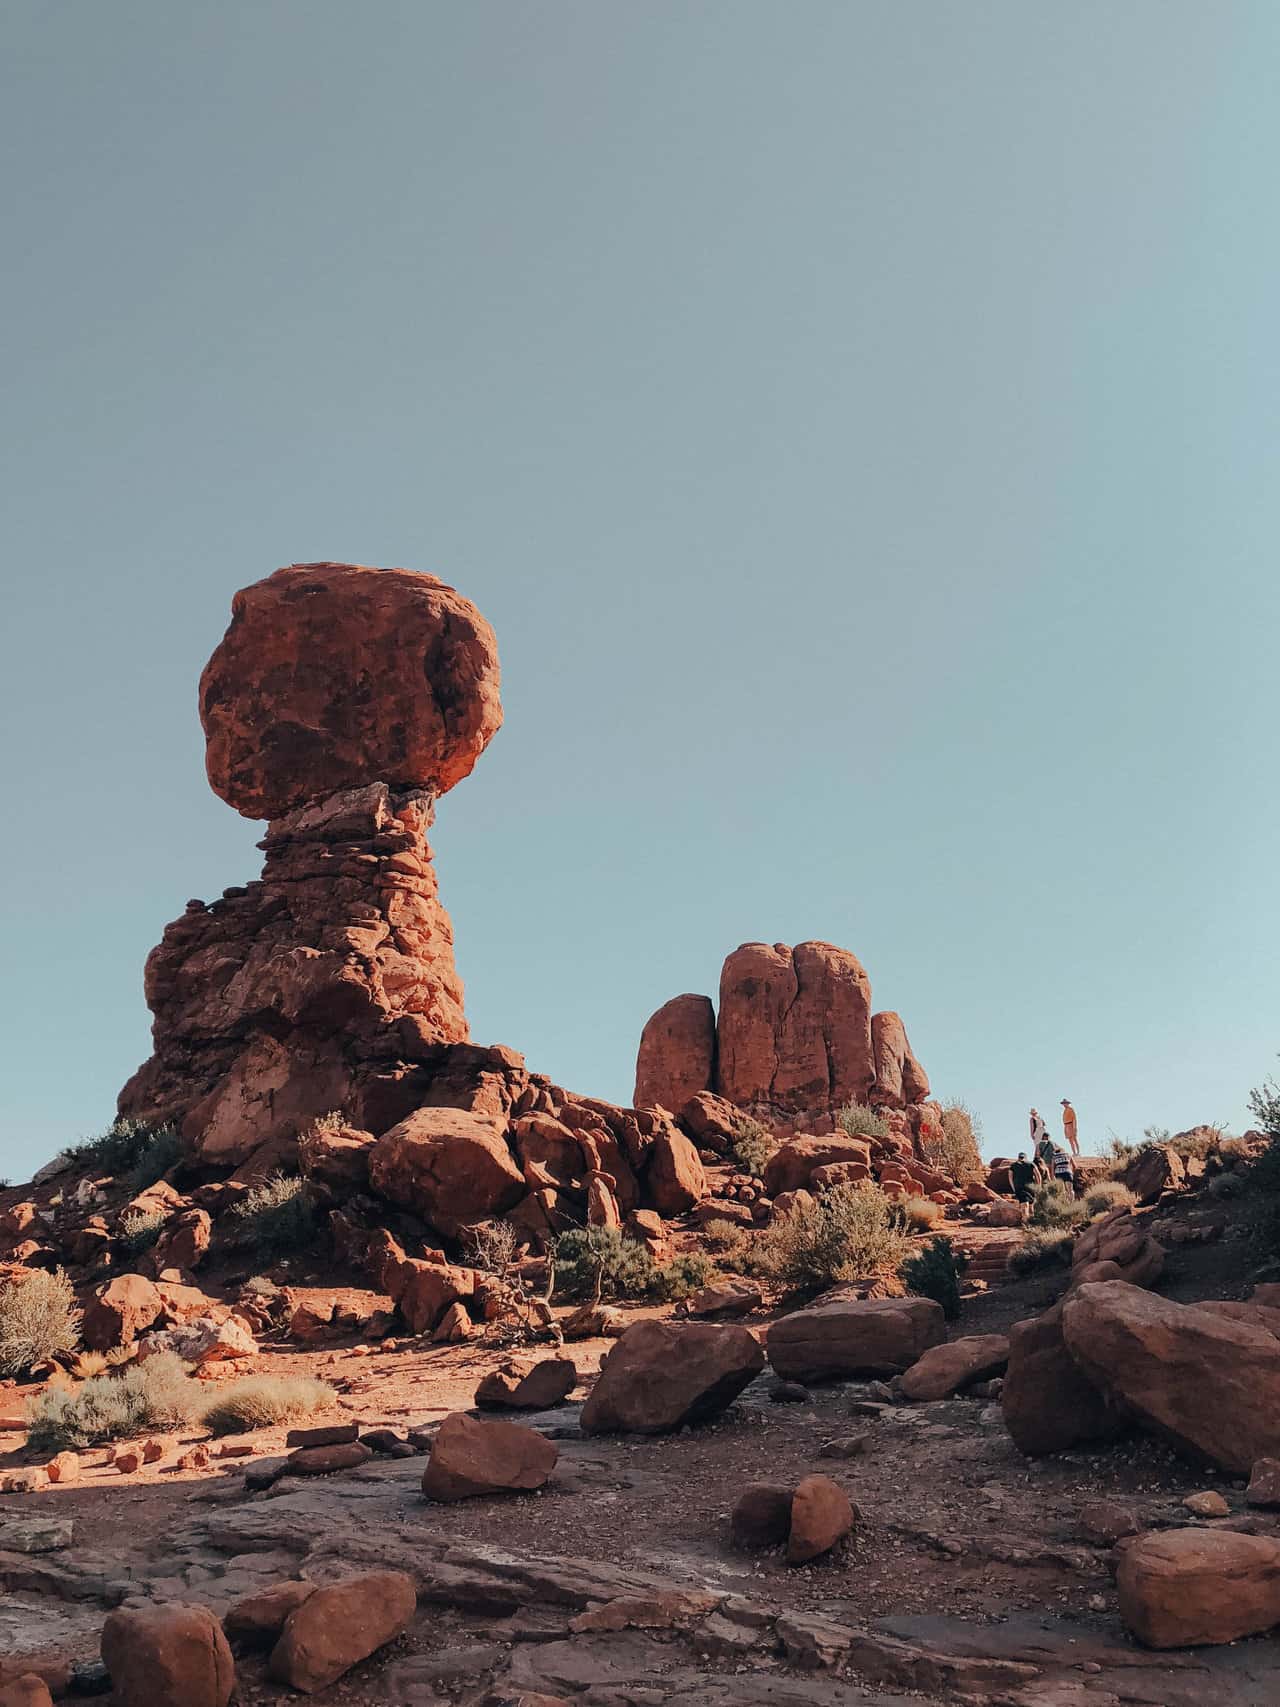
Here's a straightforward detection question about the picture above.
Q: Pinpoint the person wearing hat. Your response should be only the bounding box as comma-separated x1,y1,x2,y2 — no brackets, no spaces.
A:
1061,1098,1080,1157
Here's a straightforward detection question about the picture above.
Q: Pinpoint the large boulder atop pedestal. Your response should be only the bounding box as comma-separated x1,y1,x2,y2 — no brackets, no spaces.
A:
369,1108,523,1233
200,563,503,820
1061,1281,1280,1472
634,994,716,1111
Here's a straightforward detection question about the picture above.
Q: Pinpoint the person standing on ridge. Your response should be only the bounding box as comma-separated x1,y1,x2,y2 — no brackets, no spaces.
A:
1010,1151,1039,1220
1061,1098,1080,1157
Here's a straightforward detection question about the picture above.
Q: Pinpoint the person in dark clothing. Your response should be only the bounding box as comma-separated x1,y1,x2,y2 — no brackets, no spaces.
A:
1010,1151,1039,1219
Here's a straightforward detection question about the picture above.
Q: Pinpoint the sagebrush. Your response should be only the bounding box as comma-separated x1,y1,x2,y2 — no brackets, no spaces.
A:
896,1193,945,1232
0,1268,81,1376
552,1227,712,1302
900,1235,967,1320
228,1174,316,1259
836,1102,887,1140
67,1117,177,1182
1007,1227,1076,1278
1030,1180,1087,1230
117,1207,167,1254
730,1117,776,1178
200,1374,336,1436
1082,1180,1136,1219
746,1183,908,1297
935,1102,986,1185
26,1352,199,1452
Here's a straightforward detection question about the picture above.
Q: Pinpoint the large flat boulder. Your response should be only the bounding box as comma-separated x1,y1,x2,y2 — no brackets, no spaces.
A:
580,1319,764,1434
1000,1303,1124,1456
421,1411,558,1500
767,1297,945,1383
368,1108,523,1233
1117,1529,1280,1648
763,1136,872,1197
1062,1281,1280,1472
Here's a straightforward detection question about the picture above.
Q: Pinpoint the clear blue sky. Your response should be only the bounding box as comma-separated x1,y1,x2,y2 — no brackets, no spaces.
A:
2,3,1277,1178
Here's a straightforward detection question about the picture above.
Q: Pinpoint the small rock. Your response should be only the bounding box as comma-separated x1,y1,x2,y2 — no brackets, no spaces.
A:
475,1357,578,1411
267,1570,416,1692
817,1433,870,1460
44,1451,80,1485
0,1677,54,1707
284,1441,372,1477
421,1411,557,1501
100,1602,235,1707
1184,1490,1230,1517
1247,1458,1280,1509
768,1379,811,1404
223,1581,317,1650
285,1422,359,1449
787,1474,854,1563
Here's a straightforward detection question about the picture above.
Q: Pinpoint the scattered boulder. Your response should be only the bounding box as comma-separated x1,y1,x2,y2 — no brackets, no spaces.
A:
101,1602,235,1707
421,1411,558,1500
763,1136,872,1197
684,1281,762,1319
1001,1303,1124,1457
297,1123,374,1196
1077,1501,1141,1545
81,1274,162,1351
787,1474,855,1563
224,1581,317,1650
986,1200,1023,1228
767,1297,945,1383
393,1258,475,1336
151,1207,212,1273
1184,1490,1229,1517
1070,1209,1164,1289
267,1569,417,1692
644,1122,707,1214
286,1422,359,1449
731,1483,793,1549
284,1442,372,1477
136,1315,257,1365
1117,1528,1280,1648
43,1452,79,1485
1248,1459,1280,1508
580,1319,764,1434
898,1334,1009,1401
1062,1282,1280,1472
0,1679,53,1707
433,1300,474,1342
677,1091,744,1154
475,1357,578,1410
1119,1144,1187,1205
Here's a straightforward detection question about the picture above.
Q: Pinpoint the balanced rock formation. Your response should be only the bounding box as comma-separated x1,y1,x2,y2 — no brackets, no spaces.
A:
635,941,940,1148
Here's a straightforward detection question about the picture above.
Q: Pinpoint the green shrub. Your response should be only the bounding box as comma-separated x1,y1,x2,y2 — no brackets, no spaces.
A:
228,1174,316,1259
730,1117,776,1179
900,1235,967,1321
552,1227,712,1303
117,1207,167,1254
200,1374,336,1436
749,1183,908,1298
1208,1171,1246,1201
124,1127,184,1191
896,1193,945,1233
1030,1180,1088,1230
934,1102,986,1186
1007,1228,1076,1279
67,1117,175,1180
649,1251,713,1302
1250,1072,1280,1141
26,1352,199,1452
1082,1180,1136,1219
837,1102,888,1140
0,1268,82,1377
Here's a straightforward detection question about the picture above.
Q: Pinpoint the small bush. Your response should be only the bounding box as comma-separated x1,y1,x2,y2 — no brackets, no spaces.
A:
117,1207,167,1254
1030,1180,1087,1230
649,1251,713,1302
67,1117,174,1180
749,1183,908,1297
933,1102,986,1186
730,1117,776,1179
228,1175,316,1259
1082,1180,1136,1219
900,1236,967,1320
26,1352,199,1452
200,1374,336,1436
124,1127,184,1191
1007,1228,1076,1279
897,1193,945,1233
1208,1171,1246,1201
553,1228,658,1301
837,1102,888,1140
311,1110,347,1134
0,1268,82,1376
1250,1072,1280,1142
464,1221,520,1277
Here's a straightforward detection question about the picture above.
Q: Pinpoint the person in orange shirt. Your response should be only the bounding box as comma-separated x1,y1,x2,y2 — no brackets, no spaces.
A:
1061,1098,1080,1157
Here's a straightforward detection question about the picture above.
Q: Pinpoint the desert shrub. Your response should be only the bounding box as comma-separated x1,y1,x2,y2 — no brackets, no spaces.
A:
837,1102,887,1140
730,1117,776,1179
311,1110,346,1134
0,1268,81,1376
933,1102,986,1186
749,1183,908,1298
464,1221,520,1277
200,1374,336,1436
1082,1180,1136,1219
67,1117,175,1180
896,1193,945,1233
1208,1171,1246,1201
26,1352,198,1452
228,1174,316,1259
700,1219,756,1274
1030,1180,1088,1231
124,1127,184,1191
117,1206,167,1254
553,1228,657,1300
900,1236,967,1321
1007,1228,1076,1279
650,1251,714,1301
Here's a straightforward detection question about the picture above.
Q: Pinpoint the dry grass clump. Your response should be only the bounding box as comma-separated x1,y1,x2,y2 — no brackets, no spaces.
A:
836,1102,888,1140
730,1117,776,1178
749,1183,908,1297
0,1268,81,1377
26,1352,199,1452
1082,1180,1136,1218
228,1173,316,1259
1007,1228,1076,1279
935,1102,986,1185
896,1193,945,1232
200,1373,336,1437
117,1206,168,1253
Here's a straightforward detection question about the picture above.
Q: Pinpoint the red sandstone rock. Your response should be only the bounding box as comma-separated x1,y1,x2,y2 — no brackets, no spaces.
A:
787,1474,855,1563
200,563,502,819
1071,1209,1164,1289
716,941,875,1118
676,1091,742,1154
898,1334,1010,1401
223,1581,317,1650
581,1319,765,1434
1117,1528,1280,1648
1000,1303,1123,1456
1062,1282,1280,1472
870,1011,930,1109
767,1297,944,1383
101,1602,235,1707
297,1122,373,1195
151,1207,212,1273
763,1136,872,1196
421,1410,558,1500
634,994,716,1111
644,1120,707,1214
392,1258,476,1335
369,1107,524,1233
732,1483,793,1548
0,1678,53,1707
82,1274,162,1351
475,1358,578,1410
267,1569,416,1691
